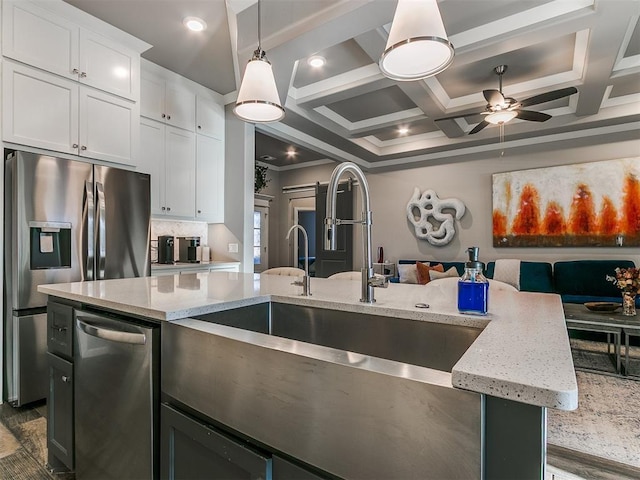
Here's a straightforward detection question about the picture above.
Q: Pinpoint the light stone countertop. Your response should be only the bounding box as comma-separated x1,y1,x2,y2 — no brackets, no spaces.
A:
38,271,577,411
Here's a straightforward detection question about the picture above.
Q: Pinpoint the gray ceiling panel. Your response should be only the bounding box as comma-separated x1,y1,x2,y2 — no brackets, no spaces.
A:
293,40,372,88
326,86,415,122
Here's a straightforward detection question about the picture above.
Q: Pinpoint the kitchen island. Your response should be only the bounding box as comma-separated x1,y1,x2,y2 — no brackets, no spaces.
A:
39,271,577,479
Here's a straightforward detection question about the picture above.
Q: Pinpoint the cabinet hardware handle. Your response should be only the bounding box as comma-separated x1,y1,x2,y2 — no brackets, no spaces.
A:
50,325,67,332
161,113,166,119
167,207,171,212
81,145,87,151
197,210,201,214
61,375,71,383
72,68,80,74
80,72,87,78
167,115,171,120
162,207,166,211
198,125,201,129
72,143,79,149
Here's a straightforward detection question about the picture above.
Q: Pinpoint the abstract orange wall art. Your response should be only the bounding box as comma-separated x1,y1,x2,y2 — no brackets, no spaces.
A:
492,158,640,247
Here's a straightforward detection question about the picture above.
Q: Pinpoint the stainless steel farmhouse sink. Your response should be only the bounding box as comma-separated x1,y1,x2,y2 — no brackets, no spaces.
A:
191,302,481,373
163,302,545,479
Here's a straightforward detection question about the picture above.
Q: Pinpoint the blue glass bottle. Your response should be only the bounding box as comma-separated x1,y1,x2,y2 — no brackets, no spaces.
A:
458,247,489,315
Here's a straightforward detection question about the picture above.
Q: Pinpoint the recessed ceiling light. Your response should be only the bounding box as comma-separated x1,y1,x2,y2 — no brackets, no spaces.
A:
183,17,207,32
286,148,297,157
398,127,409,135
307,56,326,68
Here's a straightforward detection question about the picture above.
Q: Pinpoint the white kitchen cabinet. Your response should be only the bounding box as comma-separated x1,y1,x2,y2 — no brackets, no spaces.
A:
165,127,196,217
141,73,196,131
2,0,140,101
195,135,224,223
196,95,224,139
3,61,137,165
139,118,165,215
139,117,196,218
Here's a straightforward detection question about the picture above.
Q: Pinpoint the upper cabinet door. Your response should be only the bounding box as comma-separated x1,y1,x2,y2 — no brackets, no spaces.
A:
164,126,196,218
140,72,196,132
165,83,196,131
79,29,138,101
139,119,166,216
78,87,137,166
2,61,78,154
140,74,165,122
195,135,224,223
2,0,79,81
196,96,224,139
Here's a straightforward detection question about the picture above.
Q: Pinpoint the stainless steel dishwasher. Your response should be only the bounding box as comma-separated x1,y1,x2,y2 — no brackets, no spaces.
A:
75,310,159,479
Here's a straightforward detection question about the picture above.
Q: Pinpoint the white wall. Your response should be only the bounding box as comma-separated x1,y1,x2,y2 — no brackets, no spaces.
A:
272,139,640,270
222,105,255,272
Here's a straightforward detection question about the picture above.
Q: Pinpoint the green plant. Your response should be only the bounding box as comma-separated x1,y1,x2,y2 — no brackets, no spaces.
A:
255,164,270,193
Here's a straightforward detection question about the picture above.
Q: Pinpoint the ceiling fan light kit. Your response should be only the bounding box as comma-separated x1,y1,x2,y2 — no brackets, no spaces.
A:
234,0,285,123
379,0,454,81
486,110,517,125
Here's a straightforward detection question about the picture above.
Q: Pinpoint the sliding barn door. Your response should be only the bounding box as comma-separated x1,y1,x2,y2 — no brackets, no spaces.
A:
314,182,354,278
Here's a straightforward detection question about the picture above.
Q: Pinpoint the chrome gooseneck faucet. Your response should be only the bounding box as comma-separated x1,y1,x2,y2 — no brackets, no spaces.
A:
286,224,311,296
324,162,387,303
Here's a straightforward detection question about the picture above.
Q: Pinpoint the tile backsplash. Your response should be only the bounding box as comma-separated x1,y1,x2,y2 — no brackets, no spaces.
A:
151,219,208,262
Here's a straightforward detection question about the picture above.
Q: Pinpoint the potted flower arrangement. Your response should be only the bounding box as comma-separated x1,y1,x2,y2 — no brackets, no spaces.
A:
606,267,639,316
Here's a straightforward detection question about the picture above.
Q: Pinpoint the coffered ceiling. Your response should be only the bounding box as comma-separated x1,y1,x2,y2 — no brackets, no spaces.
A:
64,0,640,171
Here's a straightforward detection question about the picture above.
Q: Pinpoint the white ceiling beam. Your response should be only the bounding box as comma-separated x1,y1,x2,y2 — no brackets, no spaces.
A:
291,64,394,109
575,1,640,116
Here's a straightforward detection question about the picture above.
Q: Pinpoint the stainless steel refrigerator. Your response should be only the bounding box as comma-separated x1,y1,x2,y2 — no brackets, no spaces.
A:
3,150,151,406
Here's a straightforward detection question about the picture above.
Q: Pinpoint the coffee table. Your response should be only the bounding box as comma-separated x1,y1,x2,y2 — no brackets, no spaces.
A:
623,323,640,376
563,303,625,374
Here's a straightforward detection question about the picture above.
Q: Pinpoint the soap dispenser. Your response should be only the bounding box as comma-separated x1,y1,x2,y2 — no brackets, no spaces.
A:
458,247,489,315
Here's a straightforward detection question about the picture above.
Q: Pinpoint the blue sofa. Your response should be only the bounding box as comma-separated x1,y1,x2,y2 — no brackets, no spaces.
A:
392,259,639,306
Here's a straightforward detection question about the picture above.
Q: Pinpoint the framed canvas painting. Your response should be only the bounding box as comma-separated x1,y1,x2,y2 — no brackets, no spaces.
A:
492,158,640,247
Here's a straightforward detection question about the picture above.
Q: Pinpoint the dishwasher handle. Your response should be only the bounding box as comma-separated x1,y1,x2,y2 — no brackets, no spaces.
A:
77,317,147,345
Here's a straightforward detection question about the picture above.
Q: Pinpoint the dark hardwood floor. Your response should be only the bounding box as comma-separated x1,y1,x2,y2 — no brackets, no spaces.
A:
0,401,73,480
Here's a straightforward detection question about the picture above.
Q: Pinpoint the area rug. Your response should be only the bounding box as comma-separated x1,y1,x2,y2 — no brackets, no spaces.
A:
548,370,640,468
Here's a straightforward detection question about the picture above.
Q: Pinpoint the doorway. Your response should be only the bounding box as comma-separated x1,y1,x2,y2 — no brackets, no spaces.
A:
253,205,269,273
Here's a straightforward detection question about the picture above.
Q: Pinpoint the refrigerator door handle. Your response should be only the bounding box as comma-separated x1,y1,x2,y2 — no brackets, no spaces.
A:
84,181,95,280
96,182,106,280
77,317,147,345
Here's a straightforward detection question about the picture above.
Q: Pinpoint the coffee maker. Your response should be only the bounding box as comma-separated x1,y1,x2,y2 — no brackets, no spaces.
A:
158,236,174,264
178,236,200,263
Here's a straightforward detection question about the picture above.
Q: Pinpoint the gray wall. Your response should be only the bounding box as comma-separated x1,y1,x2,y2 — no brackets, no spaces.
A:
271,139,640,270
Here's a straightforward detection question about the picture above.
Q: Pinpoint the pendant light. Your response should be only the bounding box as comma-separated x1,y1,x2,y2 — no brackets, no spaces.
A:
234,0,285,123
379,0,454,81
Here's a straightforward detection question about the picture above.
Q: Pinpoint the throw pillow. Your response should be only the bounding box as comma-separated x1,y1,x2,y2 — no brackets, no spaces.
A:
398,263,419,284
429,266,459,281
416,262,444,284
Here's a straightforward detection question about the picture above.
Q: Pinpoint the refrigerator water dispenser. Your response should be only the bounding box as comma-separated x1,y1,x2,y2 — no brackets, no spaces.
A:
29,221,71,269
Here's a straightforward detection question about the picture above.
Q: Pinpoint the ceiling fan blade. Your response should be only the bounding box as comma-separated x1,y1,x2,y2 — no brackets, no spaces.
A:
516,110,552,122
469,120,490,135
483,89,505,106
435,111,484,121
519,87,578,107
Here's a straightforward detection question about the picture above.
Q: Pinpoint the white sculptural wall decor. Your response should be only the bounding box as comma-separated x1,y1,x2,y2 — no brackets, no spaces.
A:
406,188,466,246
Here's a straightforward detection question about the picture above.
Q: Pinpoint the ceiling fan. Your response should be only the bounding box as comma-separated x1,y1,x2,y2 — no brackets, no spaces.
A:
438,65,578,135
